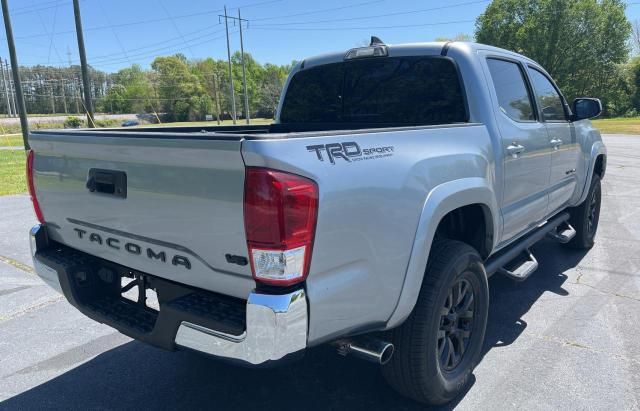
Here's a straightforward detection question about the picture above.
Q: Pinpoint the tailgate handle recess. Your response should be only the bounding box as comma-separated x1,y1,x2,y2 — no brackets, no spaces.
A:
87,169,127,199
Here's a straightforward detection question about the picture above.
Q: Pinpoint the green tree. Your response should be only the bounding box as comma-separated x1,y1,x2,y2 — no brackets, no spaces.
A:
99,65,154,114
629,57,640,115
194,58,227,121
151,55,205,121
257,63,289,118
475,0,632,115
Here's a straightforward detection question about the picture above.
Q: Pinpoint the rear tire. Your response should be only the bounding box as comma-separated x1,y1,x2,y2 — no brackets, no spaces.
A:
567,175,601,249
382,239,488,405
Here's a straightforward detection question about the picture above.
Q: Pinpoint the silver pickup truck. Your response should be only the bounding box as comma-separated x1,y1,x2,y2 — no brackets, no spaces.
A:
28,40,606,405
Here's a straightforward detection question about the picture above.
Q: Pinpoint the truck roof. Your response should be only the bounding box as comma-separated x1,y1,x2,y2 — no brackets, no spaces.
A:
299,41,539,70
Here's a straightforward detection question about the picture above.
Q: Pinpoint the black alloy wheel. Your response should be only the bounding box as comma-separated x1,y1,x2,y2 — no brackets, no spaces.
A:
438,278,474,371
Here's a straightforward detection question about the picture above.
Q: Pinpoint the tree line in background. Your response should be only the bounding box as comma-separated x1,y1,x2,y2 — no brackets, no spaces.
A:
2,0,640,121
0,64,110,117
0,52,292,122
99,52,292,121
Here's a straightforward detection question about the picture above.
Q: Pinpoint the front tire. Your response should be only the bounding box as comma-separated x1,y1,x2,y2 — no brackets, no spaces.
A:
382,239,489,405
567,175,601,249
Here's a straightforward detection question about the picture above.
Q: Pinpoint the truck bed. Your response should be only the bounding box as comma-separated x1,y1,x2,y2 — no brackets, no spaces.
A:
31,120,472,140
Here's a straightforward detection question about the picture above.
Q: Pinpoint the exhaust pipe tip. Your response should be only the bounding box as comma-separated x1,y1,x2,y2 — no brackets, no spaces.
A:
376,343,395,365
334,337,395,365
377,342,395,365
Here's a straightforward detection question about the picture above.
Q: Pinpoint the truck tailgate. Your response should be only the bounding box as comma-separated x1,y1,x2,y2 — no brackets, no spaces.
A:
29,131,254,299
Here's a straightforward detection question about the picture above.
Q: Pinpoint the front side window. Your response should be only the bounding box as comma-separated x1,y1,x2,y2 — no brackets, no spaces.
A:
528,68,566,121
280,56,467,125
486,58,535,122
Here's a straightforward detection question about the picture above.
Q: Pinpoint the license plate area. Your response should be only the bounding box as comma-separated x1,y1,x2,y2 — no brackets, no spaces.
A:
121,273,160,312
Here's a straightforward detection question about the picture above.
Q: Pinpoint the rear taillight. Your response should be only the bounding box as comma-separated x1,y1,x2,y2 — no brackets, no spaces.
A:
244,167,318,286
26,150,45,223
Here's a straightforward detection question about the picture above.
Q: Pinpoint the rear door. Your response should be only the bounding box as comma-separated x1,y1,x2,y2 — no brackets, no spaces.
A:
527,66,579,215
483,56,552,242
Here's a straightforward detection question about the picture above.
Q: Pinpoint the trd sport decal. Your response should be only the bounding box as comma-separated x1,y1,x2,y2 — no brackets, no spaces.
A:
306,142,394,164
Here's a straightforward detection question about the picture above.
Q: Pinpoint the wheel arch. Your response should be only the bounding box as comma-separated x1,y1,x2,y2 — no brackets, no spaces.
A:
386,178,498,329
577,142,607,205
434,203,494,259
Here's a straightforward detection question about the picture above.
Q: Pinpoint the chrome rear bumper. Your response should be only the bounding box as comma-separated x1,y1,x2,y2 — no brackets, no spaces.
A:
30,223,308,365
175,289,307,364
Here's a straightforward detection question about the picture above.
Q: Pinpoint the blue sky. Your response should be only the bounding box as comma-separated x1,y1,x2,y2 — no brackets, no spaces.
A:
2,0,640,72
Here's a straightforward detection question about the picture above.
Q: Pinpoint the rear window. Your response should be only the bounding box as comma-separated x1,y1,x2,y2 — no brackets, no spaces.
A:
279,56,467,126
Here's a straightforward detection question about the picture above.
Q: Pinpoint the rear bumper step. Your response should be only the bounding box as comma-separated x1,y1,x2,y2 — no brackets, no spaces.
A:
29,224,308,365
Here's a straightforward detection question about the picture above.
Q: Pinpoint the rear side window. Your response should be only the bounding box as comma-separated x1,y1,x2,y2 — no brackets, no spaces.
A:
528,68,567,121
280,57,467,125
486,58,535,122
278,63,344,123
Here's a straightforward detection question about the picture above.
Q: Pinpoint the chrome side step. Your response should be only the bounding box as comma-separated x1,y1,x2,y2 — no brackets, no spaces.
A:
498,248,538,281
546,222,576,244
485,212,569,277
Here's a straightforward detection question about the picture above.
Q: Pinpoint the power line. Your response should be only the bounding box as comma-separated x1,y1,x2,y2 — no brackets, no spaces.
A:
31,29,230,68
87,32,231,68
90,27,224,61
30,0,66,72
43,0,62,64
10,0,487,74
1,0,281,41
42,26,226,66
12,0,485,69
251,0,384,21
252,0,489,26
251,19,476,31
26,0,483,66
158,0,196,57
96,0,162,122
12,0,68,12
11,0,72,16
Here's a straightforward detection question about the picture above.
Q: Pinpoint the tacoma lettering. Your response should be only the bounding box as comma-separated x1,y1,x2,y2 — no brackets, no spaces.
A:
72,228,191,270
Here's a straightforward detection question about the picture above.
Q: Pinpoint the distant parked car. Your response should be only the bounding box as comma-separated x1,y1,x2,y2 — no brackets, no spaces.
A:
121,120,140,127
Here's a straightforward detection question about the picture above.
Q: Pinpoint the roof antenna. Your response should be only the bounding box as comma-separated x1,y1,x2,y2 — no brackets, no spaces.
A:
370,36,385,46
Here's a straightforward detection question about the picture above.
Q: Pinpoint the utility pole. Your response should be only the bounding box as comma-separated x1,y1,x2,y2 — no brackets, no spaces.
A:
72,0,94,127
49,84,55,114
73,78,80,114
0,57,12,117
221,6,237,124
67,47,79,114
212,72,221,125
7,62,17,118
238,9,250,124
1,0,29,148
60,78,68,114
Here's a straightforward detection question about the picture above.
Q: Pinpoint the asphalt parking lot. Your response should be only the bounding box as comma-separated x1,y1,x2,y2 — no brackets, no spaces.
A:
0,134,638,410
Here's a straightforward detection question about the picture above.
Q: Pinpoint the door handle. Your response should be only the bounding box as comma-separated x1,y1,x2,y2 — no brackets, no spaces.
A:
550,138,563,149
506,143,525,158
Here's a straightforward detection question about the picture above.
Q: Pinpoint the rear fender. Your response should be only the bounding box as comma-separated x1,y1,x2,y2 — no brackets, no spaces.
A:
386,178,498,328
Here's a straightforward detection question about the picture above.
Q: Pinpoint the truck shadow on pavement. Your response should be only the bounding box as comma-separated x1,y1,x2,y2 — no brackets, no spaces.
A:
482,239,587,355
1,240,587,411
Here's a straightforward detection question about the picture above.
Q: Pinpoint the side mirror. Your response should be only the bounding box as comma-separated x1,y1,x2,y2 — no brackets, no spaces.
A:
571,98,602,121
